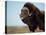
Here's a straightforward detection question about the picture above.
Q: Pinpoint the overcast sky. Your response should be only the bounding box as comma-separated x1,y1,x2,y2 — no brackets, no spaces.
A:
7,1,44,26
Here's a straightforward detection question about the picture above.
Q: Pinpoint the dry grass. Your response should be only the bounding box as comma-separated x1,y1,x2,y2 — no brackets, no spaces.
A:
6,26,43,34
7,26,30,34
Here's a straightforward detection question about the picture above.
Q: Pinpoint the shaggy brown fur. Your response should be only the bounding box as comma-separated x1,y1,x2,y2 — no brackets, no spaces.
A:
20,2,45,32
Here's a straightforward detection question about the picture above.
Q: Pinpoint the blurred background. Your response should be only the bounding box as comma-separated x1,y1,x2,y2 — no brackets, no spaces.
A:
6,1,44,34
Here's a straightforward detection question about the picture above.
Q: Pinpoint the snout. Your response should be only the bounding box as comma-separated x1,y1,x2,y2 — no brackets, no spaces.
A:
20,14,24,20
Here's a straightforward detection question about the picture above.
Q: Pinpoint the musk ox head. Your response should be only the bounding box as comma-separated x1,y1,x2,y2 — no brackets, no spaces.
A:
20,2,42,20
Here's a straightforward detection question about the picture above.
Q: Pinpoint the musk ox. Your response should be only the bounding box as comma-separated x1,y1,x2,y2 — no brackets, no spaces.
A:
20,2,45,32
